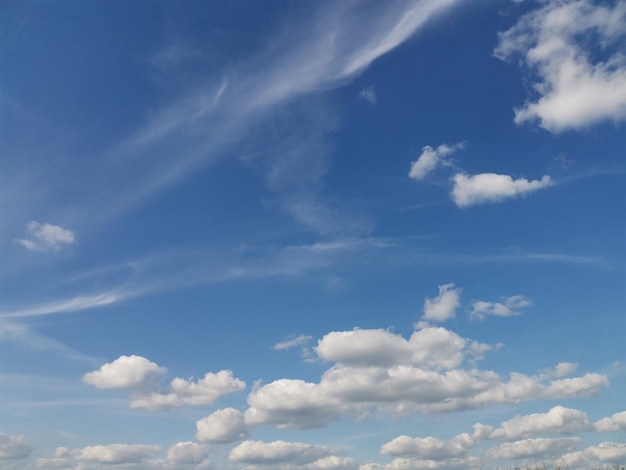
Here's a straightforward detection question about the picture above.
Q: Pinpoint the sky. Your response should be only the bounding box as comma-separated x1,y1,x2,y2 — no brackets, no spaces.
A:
1,0,625,469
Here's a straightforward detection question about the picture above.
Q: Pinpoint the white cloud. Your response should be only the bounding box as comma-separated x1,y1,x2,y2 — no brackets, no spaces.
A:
166,441,209,464
409,143,464,181
495,0,626,132
196,408,248,443
558,442,626,467
380,424,490,459
245,323,608,429
490,406,593,440
315,327,470,369
486,437,582,460
74,443,162,464
422,283,461,322
595,410,626,432
84,356,245,410
228,440,334,465
14,221,75,252
274,334,313,351
470,295,532,320
0,433,31,460
451,173,553,207
82,355,166,389
359,86,377,104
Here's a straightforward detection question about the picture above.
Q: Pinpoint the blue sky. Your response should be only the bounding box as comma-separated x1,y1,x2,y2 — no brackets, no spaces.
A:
1,0,625,468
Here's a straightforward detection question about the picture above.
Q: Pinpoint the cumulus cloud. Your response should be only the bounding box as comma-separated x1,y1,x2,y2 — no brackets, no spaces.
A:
495,0,626,132
196,408,248,443
166,441,209,464
84,356,245,410
409,143,464,181
228,440,334,465
595,410,626,432
0,433,31,460
381,424,491,459
490,406,594,440
422,284,461,322
74,443,162,464
315,327,471,369
14,221,75,252
486,437,582,460
82,355,166,389
470,295,532,320
558,442,626,467
244,325,608,429
451,173,553,207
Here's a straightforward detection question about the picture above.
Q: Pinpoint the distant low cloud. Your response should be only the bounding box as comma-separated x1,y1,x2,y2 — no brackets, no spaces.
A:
495,0,626,132
409,143,464,181
471,295,531,320
166,441,210,465
422,283,462,322
14,221,75,252
487,437,582,460
228,440,335,465
0,433,31,460
451,173,553,207
490,406,594,440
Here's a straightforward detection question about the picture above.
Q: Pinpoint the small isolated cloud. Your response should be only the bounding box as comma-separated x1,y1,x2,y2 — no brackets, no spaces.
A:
83,355,245,410
14,221,75,252
274,334,313,351
0,433,31,460
422,283,462,322
196,408,248,443
470,295,531,320
495,0,626,132
359,86,377,104
409,143,464,181
451,173,553,207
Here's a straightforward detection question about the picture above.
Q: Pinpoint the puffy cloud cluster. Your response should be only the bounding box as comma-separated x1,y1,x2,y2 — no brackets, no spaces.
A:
495,0,626,132
244,325,608,429
83,355,245,410
489,406,593,439
14,221,75,252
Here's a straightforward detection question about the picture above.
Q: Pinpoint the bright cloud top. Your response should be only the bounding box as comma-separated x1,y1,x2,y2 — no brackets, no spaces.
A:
451,173,553,208
495,0,626,132
196,408,248,444
14,221,75,252
408,142,464,180
83,355,245,410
